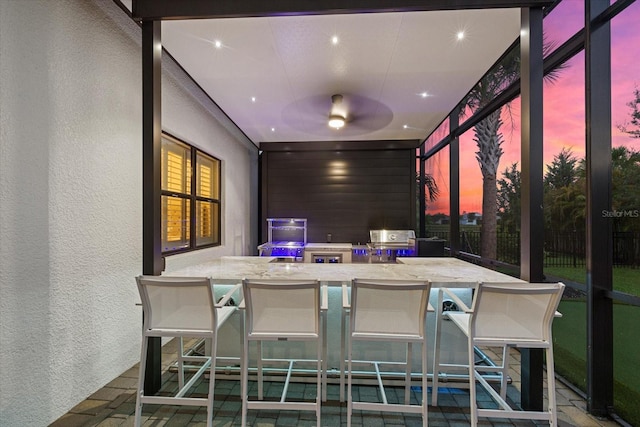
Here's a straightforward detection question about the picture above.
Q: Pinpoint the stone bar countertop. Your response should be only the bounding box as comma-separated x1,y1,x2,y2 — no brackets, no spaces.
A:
165,256,523,286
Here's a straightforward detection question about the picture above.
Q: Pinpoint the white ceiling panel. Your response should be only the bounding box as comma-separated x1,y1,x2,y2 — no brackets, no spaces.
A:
150,8,521,145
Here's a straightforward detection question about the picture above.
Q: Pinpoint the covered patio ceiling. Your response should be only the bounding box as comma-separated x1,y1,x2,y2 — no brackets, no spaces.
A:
122,1,547,146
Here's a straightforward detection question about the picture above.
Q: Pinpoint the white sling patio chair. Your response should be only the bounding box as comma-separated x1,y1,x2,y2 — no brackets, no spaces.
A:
134,276,240,427
240,278,326,427
432,281,565,426
345,278,432,427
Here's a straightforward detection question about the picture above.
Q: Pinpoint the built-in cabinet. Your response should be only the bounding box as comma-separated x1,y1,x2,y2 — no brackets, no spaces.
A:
259,143,417,245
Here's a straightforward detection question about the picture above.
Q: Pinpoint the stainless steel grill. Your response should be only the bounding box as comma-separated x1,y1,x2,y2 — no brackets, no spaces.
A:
258,218,307,262
367,229,416,262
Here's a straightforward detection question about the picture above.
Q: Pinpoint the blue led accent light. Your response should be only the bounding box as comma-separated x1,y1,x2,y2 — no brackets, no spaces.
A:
270,247,302,257
396,249,415,257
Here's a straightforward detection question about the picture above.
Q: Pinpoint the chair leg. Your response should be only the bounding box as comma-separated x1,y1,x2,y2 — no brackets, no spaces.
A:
207,337,217,427
241,335,249,427
257,340,263,400
316,333,323,427
340,309,347,402
405,342,412,405
500,345,509,400
468,339,478,426
421,339,428,427
134,337,148,427
178,337,185,389
431,292,444,407
347,334,353,427
322,310,328,403
546,346,558,426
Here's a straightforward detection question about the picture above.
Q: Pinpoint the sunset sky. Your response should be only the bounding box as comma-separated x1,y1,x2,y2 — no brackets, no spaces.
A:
426,1,640,215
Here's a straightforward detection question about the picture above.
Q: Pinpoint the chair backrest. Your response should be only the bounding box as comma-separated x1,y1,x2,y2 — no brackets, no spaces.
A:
136,275,217,336
470,282,565,344
350,278,431,339
242,278,320,338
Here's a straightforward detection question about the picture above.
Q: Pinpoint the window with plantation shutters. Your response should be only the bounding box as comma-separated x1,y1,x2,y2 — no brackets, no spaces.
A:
161,133,221,253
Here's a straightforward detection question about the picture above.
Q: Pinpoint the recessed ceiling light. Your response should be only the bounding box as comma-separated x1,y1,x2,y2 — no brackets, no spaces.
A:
271,127,275,132
214,40,222,49
331,35,339,45
420,92,429,98
251,97,256,103
403,124,409,129
457,31,465,40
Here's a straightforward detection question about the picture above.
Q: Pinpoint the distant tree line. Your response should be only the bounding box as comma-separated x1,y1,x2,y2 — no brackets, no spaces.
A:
423,87,640,262
496,146,640,234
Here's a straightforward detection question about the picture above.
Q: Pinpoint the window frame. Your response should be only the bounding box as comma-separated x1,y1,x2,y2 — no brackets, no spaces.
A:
161,132,221,254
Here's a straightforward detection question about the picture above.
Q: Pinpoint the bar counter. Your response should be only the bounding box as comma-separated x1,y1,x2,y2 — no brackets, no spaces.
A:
158,256,525,383
146,256,540,406
165,255,523,285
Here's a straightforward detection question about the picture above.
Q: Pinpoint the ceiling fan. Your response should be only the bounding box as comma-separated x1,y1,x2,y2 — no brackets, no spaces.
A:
328,94,347,129
281,92,394,137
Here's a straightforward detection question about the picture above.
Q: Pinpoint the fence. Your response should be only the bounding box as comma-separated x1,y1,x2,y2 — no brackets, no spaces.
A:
544,231,585,268
426,230,640,268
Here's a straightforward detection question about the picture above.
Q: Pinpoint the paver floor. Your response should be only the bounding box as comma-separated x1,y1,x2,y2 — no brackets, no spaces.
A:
50,340,620,427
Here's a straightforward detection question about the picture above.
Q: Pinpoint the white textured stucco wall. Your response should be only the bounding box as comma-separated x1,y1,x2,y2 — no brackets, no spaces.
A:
0,0,255,425
161,56,259,273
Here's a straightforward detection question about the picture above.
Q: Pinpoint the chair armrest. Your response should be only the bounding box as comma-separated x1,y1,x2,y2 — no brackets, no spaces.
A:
342,284,350,310
440,287,472,313
321,284,329,311
215,283,242,308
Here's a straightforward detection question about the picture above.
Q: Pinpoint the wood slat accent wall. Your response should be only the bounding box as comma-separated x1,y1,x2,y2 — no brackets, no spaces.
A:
260,148,416,244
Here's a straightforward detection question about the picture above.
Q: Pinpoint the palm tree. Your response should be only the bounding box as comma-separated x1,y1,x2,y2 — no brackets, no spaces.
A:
416,172,439,229
462,48,518,259
462,38,563,259
417,172,440,204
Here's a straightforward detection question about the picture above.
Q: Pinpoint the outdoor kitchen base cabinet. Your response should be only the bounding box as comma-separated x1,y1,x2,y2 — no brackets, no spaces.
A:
312,254,342,263
304,243,352,263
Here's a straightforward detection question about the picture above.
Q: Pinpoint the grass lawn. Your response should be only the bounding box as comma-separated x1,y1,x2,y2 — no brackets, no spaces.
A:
544,265,640,296
427,225,640,421
553,298,640,425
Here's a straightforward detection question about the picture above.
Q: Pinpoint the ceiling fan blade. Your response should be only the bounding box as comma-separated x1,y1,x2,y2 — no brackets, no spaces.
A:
280,93,394,137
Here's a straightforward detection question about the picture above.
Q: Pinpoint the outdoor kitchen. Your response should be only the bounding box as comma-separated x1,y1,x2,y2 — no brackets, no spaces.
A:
257,218,445,263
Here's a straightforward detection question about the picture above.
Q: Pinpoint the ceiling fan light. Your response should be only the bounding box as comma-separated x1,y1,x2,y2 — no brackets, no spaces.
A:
328,114,345,129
